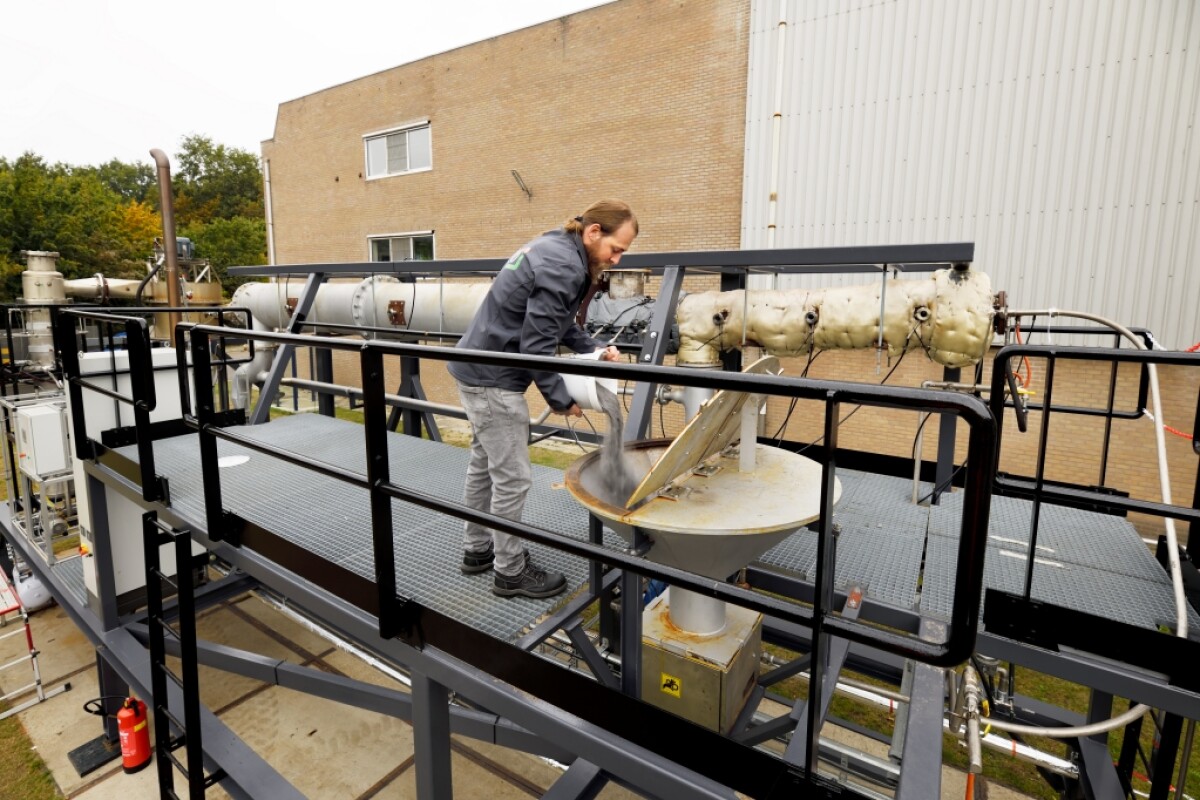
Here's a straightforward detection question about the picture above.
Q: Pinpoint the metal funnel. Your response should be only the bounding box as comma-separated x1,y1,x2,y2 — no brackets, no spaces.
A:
565,440,838,582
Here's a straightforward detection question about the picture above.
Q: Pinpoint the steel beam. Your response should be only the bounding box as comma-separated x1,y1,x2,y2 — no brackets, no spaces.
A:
541,759,608,800
2,513,302,800
226,242,972,277
895,621,947,800
249,271,324,424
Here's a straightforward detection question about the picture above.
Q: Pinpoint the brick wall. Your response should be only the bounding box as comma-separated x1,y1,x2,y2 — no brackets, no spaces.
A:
262,0,750,262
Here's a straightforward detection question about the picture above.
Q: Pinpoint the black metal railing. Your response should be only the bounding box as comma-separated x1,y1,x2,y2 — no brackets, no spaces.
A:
179,322,997,668
987,343,1200,622
53,307,254,502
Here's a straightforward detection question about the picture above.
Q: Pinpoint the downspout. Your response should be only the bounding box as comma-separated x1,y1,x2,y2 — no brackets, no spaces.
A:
262,157,276,267
149,149,183,332
765,0,789,249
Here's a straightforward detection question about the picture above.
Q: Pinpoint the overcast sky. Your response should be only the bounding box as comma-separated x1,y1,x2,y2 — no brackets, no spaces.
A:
1,0,613,168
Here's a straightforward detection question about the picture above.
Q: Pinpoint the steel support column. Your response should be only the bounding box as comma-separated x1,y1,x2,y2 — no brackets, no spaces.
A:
932,366,960,504
411,672,453,800
1077,690,1124,799
626,266,682,441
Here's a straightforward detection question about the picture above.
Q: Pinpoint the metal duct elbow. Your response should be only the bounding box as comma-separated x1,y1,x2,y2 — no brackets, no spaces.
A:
675,268,995,368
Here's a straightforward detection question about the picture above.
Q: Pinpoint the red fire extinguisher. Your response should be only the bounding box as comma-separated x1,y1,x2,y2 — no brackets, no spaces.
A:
116,697,151,773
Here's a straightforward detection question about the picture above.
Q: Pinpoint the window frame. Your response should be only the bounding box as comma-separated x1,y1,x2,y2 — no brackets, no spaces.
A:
363,120,432,180
367,231,436,262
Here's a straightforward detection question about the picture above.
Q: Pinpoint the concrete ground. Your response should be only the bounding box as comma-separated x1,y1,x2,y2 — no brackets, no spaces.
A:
0,580,1032,799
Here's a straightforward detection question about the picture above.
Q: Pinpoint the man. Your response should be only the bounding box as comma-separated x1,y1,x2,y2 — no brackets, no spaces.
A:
448,200,638,598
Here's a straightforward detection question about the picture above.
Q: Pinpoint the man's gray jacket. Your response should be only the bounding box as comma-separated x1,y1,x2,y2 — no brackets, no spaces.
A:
448,228,602,411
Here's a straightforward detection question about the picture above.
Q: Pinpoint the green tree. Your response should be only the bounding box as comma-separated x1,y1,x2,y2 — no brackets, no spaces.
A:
0,153,134,281
181,216,267,295
81,159,156,203
174,135,263,225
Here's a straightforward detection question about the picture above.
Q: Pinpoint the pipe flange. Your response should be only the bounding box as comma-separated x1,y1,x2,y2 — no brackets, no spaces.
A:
351,275,399,327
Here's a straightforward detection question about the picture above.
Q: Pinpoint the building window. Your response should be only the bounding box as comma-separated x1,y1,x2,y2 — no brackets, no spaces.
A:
370,233,434,262
364,124,431,178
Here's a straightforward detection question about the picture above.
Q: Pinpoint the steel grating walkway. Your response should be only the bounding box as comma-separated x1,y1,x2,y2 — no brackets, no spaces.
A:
922,490,1200,632
115,414,1194,642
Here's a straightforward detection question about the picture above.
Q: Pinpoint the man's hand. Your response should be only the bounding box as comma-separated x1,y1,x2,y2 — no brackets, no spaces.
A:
555,403,583,418
597,345,621,362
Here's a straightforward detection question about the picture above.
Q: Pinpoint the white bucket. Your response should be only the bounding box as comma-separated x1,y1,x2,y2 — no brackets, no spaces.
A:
561,351,618,411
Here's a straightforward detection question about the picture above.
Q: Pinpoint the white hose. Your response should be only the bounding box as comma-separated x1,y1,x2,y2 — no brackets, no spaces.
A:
987,309,1188,739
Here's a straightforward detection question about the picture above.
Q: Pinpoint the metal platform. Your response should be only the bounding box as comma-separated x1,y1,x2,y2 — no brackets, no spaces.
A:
117,413,1192,642
116,413,629,642
923,490,1200,631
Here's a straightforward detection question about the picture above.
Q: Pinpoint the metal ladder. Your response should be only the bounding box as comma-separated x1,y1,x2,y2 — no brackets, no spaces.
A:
0,553,70,719
143,511,223,799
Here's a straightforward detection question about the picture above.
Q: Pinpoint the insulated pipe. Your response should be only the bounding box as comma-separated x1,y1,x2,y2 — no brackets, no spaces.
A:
62,276,145,301
676,268,995,368
149,149,182,332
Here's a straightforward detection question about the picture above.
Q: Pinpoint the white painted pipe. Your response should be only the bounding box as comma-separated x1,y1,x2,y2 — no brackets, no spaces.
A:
231,277,491,334
667,587,726,635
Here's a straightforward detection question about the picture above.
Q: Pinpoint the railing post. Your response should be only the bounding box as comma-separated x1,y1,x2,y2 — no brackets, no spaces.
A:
190,327,229,543
1024,355,1056,599
361,344,398,636
806,392,840,774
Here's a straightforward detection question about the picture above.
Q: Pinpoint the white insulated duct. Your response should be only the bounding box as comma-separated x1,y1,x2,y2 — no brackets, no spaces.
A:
230,277,491,334
676,267,995,368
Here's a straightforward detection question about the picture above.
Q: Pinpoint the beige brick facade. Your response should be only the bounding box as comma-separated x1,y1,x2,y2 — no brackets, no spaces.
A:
262,0,750,262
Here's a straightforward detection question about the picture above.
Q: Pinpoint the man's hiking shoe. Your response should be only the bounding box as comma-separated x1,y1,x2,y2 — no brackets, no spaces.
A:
461,544,495,574
493,561,567,599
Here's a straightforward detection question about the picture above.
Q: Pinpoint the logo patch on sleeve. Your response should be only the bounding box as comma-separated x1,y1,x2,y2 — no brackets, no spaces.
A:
504,247,531,270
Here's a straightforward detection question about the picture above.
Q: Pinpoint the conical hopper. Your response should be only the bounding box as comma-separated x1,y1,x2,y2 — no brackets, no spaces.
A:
565,356,841,584
566,440,836,581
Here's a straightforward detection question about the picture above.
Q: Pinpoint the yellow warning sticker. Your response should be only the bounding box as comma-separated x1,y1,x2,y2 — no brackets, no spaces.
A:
660,673,682,698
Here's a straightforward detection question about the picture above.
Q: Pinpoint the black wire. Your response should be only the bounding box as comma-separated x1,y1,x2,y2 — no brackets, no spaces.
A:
793,348,910,456
914,463,965,505
592,297,652,337
910,413,934,462
769,345,822,443
659,400,666,438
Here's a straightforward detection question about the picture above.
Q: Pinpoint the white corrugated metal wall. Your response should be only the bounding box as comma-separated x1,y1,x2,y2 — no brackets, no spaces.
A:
742,0,1199,348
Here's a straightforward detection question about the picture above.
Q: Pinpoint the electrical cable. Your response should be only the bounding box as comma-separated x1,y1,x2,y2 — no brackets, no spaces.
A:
792,347,909,456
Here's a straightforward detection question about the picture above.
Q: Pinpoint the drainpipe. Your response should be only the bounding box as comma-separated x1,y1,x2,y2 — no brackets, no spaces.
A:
149,149,182,333
262,157,276,266
765,0,789,249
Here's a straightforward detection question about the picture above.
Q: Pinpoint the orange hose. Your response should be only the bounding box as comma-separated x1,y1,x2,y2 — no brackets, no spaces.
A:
1013,323,1033,387
965,772,975,799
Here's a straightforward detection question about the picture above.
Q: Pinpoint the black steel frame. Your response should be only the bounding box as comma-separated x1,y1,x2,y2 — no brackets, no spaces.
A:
46,308,997,798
